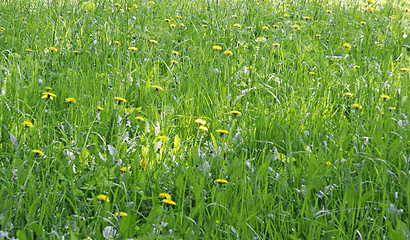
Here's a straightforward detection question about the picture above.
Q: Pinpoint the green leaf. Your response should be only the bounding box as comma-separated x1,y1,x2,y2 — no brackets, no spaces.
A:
118,141,127,159
16,229,33,240
27,197,42,222
210,133,217,151
120,214,135,237
79,148,90,166
388,220,410,240
28,223,44,239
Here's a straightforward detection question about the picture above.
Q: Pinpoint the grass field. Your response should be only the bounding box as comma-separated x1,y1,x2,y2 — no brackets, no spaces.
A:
0,0,409,239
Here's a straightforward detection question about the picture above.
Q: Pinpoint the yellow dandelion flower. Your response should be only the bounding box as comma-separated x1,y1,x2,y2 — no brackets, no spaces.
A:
345,92,353,97
353,65,360,69
262,26,269,30
325,161,331,166
135,116,145,121
303,16,311,20
202,24,208,28
148,1,155,4
0,27,5,32
73,50,81,54
279,153,295,163
195,119,206,125
114,3,121,7
368,0,374,3
405,8,409,12
97,106,104,111
291,24,301,30
159,193,172,200
45,87,52,91
360,21,366,25
162,199,176,205
176,15,182,19
246,26,254,30
23,120,34,128
179,23,185,28
273,43,280,47
315,34,322,38
114,41,121,45
120,166,130,172
172,50,179,55
26,48,33,52
32,149,44,156
132,4,138,8
41,92,57,100
283,14,289,17
149,40,158,44
65,97,76,103
164,18,171,22
352,103,363,109
326,10,332,13
140,159,148,170
309,72,316,75
224,50,233,56
215,179,229,183
171,60,177,65
128,47,138,51
400,67,409,71
97,194,110,202
233,23,241,28
151,85,164,91
170,23,176,28
199,126,208,132
229,110,242,117
388,107,396,110
114,97,127,104
381,94,390,100
343,43,352,51
216,129,229,135
49,47,57,52
232,14,238,18
273,24,279,28
213,46,222,51
114,212,128,217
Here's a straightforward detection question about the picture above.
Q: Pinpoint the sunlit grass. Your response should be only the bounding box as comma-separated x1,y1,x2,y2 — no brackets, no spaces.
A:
0,0,409,239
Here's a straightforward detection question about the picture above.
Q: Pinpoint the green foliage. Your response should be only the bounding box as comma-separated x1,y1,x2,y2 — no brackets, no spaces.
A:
0,0,409,239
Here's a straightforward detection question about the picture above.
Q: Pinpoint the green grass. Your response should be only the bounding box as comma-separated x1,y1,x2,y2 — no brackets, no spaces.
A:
0,0,409,239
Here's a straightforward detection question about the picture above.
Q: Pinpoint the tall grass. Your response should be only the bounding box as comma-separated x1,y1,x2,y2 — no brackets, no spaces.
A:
0,0,409,239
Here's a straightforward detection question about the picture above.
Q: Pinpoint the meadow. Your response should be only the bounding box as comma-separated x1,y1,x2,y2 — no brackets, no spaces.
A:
0,0,409,239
